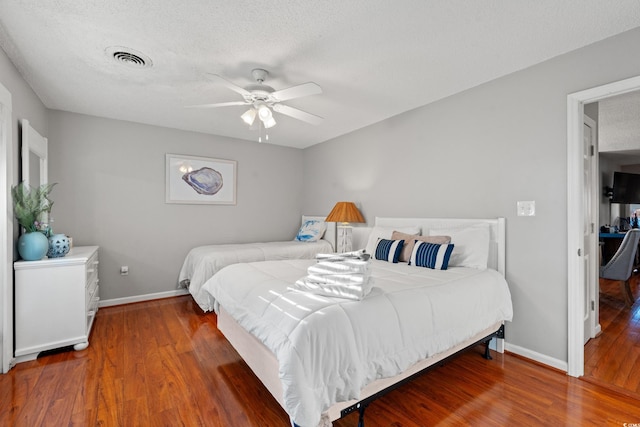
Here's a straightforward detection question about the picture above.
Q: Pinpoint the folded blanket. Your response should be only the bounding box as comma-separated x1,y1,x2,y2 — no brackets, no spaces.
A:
291,276,374,301
315,249,369,262
305,272,370,285
308,259,370,276
293,257,373,300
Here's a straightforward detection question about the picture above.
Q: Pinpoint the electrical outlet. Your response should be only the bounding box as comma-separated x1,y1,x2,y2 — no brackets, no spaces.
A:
517,201,536,217
120,266,129,276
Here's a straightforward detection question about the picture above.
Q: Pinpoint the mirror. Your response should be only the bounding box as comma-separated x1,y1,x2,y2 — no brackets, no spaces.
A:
21,119,47,187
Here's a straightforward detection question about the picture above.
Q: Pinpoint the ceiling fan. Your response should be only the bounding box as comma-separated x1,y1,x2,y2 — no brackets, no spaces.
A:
188,69,324,131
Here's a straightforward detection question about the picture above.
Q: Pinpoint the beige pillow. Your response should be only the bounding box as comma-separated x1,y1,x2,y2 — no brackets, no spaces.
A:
391,231,451,263
365,226,421,255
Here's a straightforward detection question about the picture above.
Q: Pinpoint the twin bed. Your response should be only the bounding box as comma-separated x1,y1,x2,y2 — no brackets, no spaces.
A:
195,217,513,427
178,215,335,311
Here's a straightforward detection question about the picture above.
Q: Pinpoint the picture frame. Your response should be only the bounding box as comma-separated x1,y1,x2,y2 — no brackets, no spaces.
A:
165,154,237,205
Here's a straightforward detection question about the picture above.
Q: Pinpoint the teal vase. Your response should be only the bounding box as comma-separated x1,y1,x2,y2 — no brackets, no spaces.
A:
18,232,49,261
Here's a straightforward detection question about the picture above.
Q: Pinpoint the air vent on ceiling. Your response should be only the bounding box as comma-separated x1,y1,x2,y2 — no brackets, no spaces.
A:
105,46,152,68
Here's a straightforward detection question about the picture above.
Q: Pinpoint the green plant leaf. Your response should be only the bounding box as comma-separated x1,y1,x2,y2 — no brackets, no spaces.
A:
11,182,57,233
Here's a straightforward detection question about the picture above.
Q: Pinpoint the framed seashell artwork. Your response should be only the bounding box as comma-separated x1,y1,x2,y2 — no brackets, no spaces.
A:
165,154,237,204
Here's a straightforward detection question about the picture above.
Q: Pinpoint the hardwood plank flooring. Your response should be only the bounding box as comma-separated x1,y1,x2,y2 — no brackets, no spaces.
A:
584,275,640,396
2,295,640,426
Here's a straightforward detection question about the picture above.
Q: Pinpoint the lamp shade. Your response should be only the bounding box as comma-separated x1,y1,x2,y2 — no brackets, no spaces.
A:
325,202,365,223
241,108,256,126
257,104,272,121
263,116,276,129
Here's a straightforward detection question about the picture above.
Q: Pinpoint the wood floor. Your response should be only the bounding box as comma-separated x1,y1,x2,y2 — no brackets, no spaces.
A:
2,296,640,427
584,275,640,395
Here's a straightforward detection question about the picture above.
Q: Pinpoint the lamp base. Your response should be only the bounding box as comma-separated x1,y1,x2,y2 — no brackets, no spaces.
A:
337,225,353,253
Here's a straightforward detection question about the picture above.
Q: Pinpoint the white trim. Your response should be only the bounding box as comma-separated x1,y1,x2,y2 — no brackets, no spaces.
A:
505,342,568,373
567,95,584,377
98,288,189,308
567,74,640,378
0,82,13,373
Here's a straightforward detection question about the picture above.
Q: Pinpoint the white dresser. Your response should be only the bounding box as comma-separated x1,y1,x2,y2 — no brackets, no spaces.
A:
14,246,100,362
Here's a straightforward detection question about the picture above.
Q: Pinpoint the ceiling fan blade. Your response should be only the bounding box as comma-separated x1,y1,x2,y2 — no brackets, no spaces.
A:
185,101,249,108
270,82,322,102
272,103,323,125
207,73,252,97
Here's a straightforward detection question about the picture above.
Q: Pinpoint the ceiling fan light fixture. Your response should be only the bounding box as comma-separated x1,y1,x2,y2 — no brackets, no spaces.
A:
192,69,323,139
241,108,257,126
257,104,272,121
263,117,277,129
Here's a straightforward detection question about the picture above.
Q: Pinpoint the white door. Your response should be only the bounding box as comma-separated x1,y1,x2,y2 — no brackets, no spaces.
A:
583,116,598,344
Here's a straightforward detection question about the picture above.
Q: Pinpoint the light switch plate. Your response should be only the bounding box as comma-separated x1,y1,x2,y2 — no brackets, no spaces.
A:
517,201,536,217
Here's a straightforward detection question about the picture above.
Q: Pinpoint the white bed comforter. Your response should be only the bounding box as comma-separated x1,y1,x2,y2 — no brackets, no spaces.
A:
179,240,333,312
203,259,513,427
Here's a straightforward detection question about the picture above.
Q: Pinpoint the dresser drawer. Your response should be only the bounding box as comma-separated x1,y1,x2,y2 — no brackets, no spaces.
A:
87,286,99,332
86,279,99,310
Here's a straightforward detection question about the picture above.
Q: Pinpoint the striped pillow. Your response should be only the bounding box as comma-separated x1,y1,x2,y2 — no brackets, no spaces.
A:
374,238,405,263
409,241,455,270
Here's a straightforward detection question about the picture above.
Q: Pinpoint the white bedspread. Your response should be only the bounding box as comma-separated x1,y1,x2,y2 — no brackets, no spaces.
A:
203,259,513,427
179,240,333,311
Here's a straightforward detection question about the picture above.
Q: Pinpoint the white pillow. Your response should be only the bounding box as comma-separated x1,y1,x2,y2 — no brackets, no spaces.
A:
294,220,327,242
365,225,421,255
429,224,490,269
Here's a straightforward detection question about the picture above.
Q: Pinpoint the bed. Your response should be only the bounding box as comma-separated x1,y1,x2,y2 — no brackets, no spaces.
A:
203,217,513,427
178,215,335,312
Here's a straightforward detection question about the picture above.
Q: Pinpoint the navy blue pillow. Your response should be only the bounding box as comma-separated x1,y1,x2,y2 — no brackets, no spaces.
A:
375,239,404,263
409,241,455,270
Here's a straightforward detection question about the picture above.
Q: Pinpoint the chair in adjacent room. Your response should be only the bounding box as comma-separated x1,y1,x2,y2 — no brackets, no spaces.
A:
599,228,640,307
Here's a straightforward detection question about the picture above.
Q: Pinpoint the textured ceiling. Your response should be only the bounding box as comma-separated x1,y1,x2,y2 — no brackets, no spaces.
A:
599,91,640,161
1,1,640,149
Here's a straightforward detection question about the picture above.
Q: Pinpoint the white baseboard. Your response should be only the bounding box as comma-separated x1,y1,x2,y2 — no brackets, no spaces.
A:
505,342,568,372
99,288,189,308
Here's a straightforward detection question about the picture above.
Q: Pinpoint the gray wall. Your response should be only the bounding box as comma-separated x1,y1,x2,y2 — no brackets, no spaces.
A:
47,111,305,301
0,45,48,232
302,27,640,363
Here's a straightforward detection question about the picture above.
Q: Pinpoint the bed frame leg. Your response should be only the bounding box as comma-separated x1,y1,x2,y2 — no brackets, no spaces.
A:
483,339,493,360
357,403,368,427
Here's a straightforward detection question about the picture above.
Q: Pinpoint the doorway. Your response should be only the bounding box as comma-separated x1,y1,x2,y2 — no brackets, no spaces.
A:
568,74,640,377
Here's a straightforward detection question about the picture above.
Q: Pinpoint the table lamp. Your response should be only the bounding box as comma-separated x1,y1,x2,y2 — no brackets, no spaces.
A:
325,201,365,253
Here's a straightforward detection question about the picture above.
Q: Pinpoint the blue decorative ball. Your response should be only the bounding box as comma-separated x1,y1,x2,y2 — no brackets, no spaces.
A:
47,234,70,258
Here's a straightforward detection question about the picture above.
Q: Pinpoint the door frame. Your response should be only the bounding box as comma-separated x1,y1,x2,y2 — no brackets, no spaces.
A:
0,81,13,373
567,74,640,377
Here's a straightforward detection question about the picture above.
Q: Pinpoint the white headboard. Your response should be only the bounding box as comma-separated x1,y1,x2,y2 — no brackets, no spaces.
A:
374,217,506,276
302,215,336,251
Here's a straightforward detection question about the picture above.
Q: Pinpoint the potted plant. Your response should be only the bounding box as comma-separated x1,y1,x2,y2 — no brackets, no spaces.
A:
12,182,56,260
